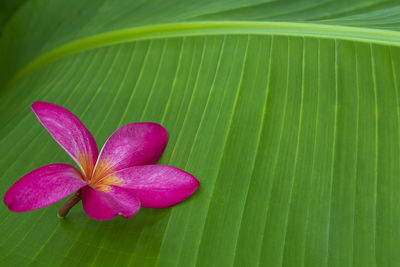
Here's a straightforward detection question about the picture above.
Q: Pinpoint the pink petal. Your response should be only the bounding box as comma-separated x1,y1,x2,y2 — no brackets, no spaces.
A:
4,164,87,212
113,165,199,208
81,185,140,220
31,101,98,177
93,123,167,177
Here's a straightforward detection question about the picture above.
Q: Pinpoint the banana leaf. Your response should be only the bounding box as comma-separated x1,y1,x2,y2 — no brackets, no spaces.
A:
1,0,400,266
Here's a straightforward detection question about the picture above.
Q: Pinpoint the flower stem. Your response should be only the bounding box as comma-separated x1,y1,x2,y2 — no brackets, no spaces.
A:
57,190,81,219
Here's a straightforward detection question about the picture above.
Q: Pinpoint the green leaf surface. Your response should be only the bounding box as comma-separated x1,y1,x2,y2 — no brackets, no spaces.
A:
1,0,400,266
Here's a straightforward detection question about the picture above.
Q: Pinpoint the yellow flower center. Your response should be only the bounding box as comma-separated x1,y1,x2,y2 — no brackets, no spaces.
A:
78,153,122,191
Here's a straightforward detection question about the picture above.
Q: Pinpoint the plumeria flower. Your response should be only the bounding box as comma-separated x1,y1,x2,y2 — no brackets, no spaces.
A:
4,102,199,220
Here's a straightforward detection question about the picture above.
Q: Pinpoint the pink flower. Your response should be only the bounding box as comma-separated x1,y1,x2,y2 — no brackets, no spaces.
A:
3,102,199,220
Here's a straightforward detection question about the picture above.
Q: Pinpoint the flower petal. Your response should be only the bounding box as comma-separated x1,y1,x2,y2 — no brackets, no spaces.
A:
112,165,199,208
4,164,87,212
93,123,167,177
31,101,98,177
81,186,140,220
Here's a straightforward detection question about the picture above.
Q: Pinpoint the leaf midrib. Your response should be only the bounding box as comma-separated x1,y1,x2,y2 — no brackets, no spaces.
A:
5,20,400,91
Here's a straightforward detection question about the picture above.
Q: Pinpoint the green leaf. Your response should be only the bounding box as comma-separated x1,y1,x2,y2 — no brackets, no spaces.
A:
1,0,400,266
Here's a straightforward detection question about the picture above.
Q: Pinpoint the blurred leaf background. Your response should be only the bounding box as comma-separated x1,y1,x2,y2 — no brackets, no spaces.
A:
1,0,400,266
